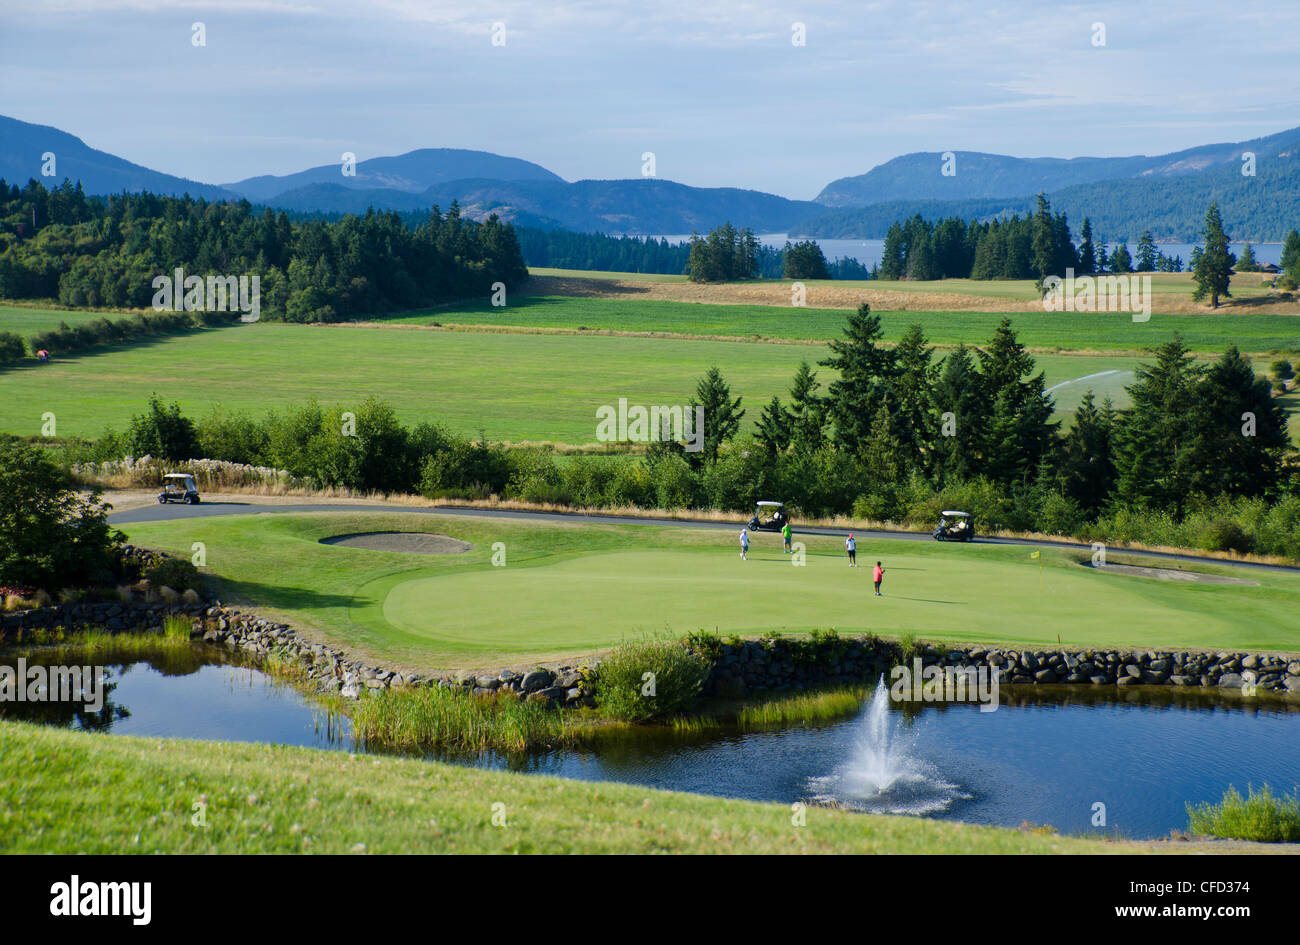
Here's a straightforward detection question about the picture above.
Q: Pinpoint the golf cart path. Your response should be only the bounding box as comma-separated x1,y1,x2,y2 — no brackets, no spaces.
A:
109,497,1300,575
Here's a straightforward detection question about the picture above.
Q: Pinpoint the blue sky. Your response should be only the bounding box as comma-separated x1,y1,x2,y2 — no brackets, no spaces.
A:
2,0,1298,199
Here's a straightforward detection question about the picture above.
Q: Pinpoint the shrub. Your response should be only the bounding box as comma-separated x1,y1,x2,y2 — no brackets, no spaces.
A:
1200,517,1254,554
145,557,203,593
1187,784,1300,842
127,395,200,461
0,441,122,591
592,637,711,722
0,331,25,363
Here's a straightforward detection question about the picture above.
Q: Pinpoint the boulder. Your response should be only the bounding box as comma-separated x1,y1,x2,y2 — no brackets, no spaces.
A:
521,669,555,692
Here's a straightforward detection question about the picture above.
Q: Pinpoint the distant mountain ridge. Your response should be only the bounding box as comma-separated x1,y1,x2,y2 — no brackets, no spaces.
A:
815,126,1300,208
0,114,239,201
224,148,564,202
4,113,1299,241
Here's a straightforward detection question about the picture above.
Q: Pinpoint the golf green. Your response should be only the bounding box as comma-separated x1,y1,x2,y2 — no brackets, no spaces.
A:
120,511,1300,669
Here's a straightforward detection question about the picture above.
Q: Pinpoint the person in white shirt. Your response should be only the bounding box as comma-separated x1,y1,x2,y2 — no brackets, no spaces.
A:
739,528,750,560
845,533,857,567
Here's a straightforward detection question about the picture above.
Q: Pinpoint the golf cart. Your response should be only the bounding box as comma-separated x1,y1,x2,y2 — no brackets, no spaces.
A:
158,473,201,505
747,500,789,532
933,510,973,542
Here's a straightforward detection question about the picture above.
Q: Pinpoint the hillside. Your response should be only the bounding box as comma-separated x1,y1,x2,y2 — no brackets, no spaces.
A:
0,114,239,201
816,126,1300,208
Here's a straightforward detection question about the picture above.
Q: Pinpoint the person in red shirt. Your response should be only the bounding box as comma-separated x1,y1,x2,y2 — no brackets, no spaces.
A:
872,561,885,596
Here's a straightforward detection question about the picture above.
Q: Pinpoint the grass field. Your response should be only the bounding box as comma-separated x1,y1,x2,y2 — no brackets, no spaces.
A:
0,318,1209,442
528,267,1280,301
119,511,1300,672
0,720,1136,853
403,293,1300,351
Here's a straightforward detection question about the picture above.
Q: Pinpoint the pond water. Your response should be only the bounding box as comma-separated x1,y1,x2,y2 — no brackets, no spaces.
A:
5,650,1297,839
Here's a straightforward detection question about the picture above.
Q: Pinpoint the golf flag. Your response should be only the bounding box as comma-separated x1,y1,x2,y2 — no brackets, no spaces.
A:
1030,550,1040,559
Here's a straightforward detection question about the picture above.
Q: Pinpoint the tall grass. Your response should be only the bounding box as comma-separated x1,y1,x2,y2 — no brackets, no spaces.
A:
735,687,867,729
1186,784,1300,842
591,637,711,722
351,685,597,752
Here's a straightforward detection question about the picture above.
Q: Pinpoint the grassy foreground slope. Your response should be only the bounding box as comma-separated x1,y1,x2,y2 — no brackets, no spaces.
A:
120,512,1300,671
0,720,1126,853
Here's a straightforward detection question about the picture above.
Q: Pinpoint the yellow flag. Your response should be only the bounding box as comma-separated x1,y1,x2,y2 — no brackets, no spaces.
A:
1030,550,1040,559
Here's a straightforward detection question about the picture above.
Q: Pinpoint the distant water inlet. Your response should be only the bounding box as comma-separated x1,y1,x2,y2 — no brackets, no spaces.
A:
808,679,970,815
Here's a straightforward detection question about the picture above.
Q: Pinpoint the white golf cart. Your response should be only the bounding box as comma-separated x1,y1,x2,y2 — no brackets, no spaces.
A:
747,500,789,533
933,510,973,542
158,472,201,505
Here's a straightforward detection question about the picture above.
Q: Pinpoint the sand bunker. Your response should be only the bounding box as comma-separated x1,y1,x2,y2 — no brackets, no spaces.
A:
320,532,473,555
1086,562,1258,586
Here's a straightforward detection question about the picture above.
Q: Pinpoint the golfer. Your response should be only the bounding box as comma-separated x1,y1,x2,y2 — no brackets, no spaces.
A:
782,521,792,553
873,560,885,596
739,527,750,561
845,533,856,567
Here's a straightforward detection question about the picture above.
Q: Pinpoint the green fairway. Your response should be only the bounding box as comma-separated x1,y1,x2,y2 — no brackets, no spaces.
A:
383,294,1300,352
120,511,1300,671
0,318,1194,442
0,720,1130,854
0,303,139,335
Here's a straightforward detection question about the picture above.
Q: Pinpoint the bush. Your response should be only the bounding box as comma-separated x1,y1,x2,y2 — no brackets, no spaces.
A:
127,395,200,461
0,440,122,590
1187,784,1300,842
0,331,25,363
1200,517,1255,554
145,557,203,593
592,637,712,722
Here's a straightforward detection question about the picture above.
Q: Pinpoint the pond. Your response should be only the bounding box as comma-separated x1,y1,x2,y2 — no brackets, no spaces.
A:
4,649,1297,839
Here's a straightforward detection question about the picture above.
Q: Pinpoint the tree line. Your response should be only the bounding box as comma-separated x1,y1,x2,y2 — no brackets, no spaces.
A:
0,178,528,320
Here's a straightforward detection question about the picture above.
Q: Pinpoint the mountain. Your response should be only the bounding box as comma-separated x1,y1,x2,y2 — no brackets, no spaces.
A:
795,147,1300,243
225,148,564,202
816,126,1300,209
0,114,240,201
259,177,821,234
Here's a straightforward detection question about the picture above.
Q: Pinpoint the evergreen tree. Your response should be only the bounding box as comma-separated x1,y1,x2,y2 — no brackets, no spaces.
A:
755,396,791,457
978,319,1057,485
782,240,831,280
1115,335,1204,513
1078,217,1097,273
1135,231,1157,272
1109,241,1133,273
819,303,896,455
786,360,826,451
930,344,987,482
887,324,939,474
1192,202,1234,308
1237,242,1260,271
879,223,905,280
1186,346,1289,497
1057,391,1117,515
1281,229,1300,280
691,366,745,467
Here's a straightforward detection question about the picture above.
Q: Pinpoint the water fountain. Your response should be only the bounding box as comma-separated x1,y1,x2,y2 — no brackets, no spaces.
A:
809,676,970,815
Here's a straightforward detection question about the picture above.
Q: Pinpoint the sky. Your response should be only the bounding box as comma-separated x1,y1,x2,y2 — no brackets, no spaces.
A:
2,0,1298,200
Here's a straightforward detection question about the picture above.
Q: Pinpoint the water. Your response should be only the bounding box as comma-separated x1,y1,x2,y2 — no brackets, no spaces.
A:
653,234,1283,269
6,650,1298,839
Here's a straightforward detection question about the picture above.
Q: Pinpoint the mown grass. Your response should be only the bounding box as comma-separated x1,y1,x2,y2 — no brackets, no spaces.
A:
0,318,1171,442
0,718,1142,853
1187,784,1300,842
118,511,1300,672
379,293,1300,352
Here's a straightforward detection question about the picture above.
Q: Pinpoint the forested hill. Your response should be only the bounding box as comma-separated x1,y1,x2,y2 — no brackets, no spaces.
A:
801,133,1300,242
0,179,528,320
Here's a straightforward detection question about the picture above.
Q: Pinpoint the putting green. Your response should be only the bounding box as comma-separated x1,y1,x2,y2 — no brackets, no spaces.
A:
120,511,1300,669
382,546,1261,656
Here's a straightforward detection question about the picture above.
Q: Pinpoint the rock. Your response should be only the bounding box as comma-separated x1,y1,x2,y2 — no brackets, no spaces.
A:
1116,675,1138,687
340,682,363,699
521,669,554,692
475,675,502,690
1033,667,1056,683
1217,673,1243,689
1123,664,1142,679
